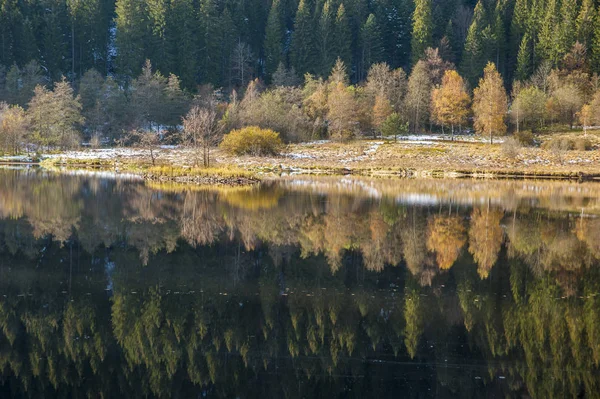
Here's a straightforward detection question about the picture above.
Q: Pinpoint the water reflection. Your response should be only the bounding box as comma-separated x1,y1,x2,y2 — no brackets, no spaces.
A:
0,169,599,397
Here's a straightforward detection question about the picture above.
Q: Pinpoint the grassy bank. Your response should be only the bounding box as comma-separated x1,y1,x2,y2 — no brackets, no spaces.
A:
28,131,600,183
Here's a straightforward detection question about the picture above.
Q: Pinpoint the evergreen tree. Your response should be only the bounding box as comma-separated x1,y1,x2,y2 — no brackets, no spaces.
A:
461,1,494,86
14,18,39,67
516,33,533,81
290,0,317,75
576,0,596,50
593,9,600,73
537,0,559,64
197,0,222,85
375,0,412,69
264,0,285,79
333,4,352,70
359,14,383,81
146,0,170,74
219,9,238,87
556,0,577,63
411,0,432,65
167,0,197,89
316,0,335,77
115,0,149,81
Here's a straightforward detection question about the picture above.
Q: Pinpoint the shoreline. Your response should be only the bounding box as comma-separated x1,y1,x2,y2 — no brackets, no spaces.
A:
4,135,600,184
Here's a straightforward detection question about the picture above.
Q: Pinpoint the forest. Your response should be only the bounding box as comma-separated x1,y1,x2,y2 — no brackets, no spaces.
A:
1,0,600,152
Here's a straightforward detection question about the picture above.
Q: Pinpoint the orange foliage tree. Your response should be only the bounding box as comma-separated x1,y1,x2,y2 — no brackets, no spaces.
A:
431,70,470,139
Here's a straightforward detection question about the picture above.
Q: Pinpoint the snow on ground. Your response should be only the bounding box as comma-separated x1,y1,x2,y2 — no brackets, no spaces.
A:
43,148,155,160
387,134,506,143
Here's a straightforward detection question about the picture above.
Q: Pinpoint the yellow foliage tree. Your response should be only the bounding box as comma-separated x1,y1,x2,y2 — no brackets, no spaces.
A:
430,70,470,139
473,62,508,144
372,95,393,134
468,205,504,279
426,215,466,270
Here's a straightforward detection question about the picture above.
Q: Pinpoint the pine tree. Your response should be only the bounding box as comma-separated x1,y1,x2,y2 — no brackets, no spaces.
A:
473,62,507,144
167,0,197,89
461,1,493,86
508,0,529,79
375,0,412,69
290,0,317,75
537,0,559,64
411,0,432,65
556,0,577,63
115,0,149,81
333,4,352,70
264,0,285,79
593,9,600,73
359,14,383,81
14,18,39,67
576,0,596,49
219,9,238,87
316,0,335,77
197,0,222,85
516,33,533,81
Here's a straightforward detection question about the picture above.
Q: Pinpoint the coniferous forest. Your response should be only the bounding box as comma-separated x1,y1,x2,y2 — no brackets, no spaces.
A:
1,0,600,148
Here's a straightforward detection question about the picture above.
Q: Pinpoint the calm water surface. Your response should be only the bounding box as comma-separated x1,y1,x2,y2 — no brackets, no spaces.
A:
0,169,599,398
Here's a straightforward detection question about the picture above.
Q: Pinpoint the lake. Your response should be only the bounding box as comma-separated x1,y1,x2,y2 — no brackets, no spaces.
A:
0,169,599,398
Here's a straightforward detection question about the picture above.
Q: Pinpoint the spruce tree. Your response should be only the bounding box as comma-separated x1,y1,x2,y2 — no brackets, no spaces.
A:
516,33,533,81
167,0,197,89
197,0,222,85
146,0,170,74
509,0,528,61
592,9,600,73
333,4,352,70
410,0,432,65
290,0,317,75
537,0,559,64
576,0,596,49
556,0,577,63
461,1,493,86
359,14,383,81
115,0,149,81
316,0,335,77
264,0,285,79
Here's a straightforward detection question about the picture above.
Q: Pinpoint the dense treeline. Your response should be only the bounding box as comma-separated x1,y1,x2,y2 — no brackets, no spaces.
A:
1,0,600,150
1,0,600,87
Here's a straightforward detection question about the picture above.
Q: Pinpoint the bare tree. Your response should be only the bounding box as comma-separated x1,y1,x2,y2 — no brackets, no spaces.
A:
182,105,223,167
231,41,254,88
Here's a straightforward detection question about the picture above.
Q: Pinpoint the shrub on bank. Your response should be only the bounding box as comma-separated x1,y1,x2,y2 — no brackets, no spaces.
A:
220,126,283,156
502,137,522,159
514,130,535,146
541,136,592,151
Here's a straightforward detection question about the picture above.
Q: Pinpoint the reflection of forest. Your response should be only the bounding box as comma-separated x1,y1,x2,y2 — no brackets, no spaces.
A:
0,170,599,397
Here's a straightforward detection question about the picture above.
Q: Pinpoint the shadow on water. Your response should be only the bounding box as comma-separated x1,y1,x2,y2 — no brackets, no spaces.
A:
0,169,599,397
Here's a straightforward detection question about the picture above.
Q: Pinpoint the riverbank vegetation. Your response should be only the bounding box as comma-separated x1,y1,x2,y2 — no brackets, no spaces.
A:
1,0,600,176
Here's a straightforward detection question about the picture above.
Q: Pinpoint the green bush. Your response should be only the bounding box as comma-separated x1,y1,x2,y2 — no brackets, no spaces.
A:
541,136,592,151
381,113,409,138
220,126,283,156
514,130,534,146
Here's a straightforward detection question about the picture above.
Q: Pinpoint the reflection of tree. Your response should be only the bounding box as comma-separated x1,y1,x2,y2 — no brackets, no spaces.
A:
468,205,504,279
427,214,466,270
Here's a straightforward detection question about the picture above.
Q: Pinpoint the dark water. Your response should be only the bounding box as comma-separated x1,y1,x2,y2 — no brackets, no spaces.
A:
0,169,599,398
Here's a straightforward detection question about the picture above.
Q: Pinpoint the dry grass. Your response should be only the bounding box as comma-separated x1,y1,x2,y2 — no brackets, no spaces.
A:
39,132,600,181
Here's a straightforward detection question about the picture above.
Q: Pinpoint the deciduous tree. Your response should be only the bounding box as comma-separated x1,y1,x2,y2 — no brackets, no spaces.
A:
473,62,507,143
430,70,470,138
